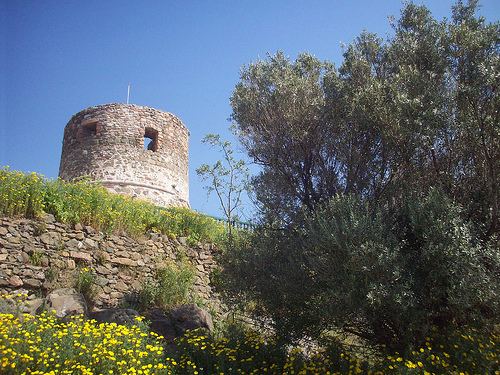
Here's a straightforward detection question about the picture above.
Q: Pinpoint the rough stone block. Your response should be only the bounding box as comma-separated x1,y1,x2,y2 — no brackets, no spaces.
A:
110,258,137,267
69,251,92,263
24,279,42,288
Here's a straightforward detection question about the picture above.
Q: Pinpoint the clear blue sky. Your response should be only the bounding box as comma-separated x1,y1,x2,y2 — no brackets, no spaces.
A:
1,0,499,219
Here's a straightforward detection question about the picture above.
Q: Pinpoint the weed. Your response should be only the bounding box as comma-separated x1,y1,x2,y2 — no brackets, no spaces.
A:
97,250,108,264
139,260,196,310
33,221,46,236
28,251,42,266
74,267,96,304
56,237,65,251
44,267,58,282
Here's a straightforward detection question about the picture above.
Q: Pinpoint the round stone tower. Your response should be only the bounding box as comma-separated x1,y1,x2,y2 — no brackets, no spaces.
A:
59,103,189,207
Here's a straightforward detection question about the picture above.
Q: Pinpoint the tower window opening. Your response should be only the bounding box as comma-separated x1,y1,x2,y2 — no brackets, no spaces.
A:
144,127,158,152
79,119,97,139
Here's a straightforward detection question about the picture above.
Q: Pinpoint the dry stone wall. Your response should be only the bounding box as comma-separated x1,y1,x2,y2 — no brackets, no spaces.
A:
59,103,189,208
0,215,220,311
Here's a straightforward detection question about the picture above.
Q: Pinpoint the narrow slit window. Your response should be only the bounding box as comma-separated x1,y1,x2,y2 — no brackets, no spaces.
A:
144,127,158,152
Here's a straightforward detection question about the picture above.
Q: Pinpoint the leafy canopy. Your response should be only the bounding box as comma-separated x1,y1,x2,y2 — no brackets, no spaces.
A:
222,0,500,356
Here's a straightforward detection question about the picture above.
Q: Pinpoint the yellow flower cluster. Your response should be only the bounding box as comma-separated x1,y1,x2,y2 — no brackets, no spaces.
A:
383,326,500,375
0,166,225,241
176,327,359,375
0,312,174,375
0,167,45,218
2,307,499,374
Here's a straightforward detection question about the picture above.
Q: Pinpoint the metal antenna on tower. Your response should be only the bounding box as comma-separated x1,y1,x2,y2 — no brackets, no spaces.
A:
127,83,130,104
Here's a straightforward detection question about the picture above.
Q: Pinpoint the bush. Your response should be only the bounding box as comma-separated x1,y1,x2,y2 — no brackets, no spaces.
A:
139,259,196,310
219,189,500,355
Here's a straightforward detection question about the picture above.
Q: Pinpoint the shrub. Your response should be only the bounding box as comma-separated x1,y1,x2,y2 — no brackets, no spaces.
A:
219,189,500,355
139,259,196,310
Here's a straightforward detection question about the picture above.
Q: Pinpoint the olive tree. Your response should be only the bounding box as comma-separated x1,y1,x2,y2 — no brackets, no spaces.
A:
230,1,500,241
222,0,500,355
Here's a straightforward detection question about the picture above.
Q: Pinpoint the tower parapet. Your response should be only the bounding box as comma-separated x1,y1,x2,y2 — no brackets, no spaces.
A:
59,103,189,207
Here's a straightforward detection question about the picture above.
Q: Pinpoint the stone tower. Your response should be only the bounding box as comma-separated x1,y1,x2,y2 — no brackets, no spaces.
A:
59,103,189,207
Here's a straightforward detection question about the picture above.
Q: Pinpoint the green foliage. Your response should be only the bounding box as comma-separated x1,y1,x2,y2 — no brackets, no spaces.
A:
28,251,43,266
230,1,500,241
311,190,500,353
220,190,500,355
230,52,338,225
213,228,256,302
139,259,196,310
75,267,96,303
44,267,58,282
221,0,500,365
0,166,225,241
33,221,47,236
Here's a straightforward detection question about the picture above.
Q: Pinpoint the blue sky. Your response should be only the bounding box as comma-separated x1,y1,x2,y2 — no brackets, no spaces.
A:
1,0,499,219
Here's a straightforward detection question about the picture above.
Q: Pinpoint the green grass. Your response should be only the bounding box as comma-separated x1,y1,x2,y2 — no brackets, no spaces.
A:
0,166,224,242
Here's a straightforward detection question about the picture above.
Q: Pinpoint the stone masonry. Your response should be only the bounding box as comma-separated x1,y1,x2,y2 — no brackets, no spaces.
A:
0,215,219,311
59,103,189,208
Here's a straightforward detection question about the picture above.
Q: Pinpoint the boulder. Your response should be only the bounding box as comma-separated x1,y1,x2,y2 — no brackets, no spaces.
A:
83,226,95,235
42,288,88,320
40,214,56,223
110,257,137,267
24,279,42,288
22,298,44,315
169,303,214,335
39,232,60,246
69,251,92,262
0,296,17,315
143,308,177,346
8,275,23,287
